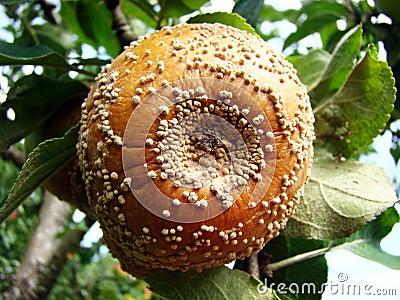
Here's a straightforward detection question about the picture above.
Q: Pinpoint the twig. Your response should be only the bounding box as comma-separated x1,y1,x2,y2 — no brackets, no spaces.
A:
312,97,333,115
20,14,40,45
68,64,98,77
266,239,367,274
247,253,260,279
4,191,92,300
1,146,25,168
37,0,60,25
105,0,138,50
344,0,356,23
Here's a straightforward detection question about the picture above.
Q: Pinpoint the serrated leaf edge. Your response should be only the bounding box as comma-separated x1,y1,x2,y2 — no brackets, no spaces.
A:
187,12,258,36
0,126,78,223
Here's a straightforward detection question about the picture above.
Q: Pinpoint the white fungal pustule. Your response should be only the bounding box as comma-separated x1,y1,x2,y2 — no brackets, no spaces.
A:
77,22,315,279
145,93,269,206
158,105,169,115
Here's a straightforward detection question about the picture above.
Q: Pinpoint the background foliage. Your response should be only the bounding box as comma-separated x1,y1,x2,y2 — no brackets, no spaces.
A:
0,0,399,299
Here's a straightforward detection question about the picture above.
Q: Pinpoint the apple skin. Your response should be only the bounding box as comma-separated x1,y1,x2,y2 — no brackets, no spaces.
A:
375,0,400,23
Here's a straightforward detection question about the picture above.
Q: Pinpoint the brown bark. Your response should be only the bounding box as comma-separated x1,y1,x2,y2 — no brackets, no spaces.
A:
105,0,138,50
247,253,260,280
1,146,25,168
4,191,90,300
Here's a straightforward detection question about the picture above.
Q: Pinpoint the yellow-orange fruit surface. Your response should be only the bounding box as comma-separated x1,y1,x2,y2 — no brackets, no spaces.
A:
77,23,315,278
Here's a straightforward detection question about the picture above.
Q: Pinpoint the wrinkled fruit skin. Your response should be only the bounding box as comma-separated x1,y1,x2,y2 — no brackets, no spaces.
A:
77,23,315,278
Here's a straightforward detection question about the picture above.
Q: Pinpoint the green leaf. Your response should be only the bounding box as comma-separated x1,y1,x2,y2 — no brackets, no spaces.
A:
163,0,193,19
61,0,119,57
283,149,397,240
121,0,157,28
0,157,20,205
76,57,111,66
337,207,400,269
187,12,258,36
181,0,208,11
0,125,78,224
284,14,338,50
283,1,348,49
319,24,347,53
298,1,348,20
0,0,27,3
262,237,328,300
15,23,76,56
161,0,207,20
129,0,157,19
233,0,264,28
76,0,120,57
259,5,297,23
146,266,277,300
0,41,68,68
390,143,400,163
60,0,94,48
309,25,363,101
0,74,88,153
288,49,331,90
313,47,396,157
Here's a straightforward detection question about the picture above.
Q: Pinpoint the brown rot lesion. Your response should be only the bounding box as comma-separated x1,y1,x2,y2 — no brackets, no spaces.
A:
193,129,232,162
196,129,224,153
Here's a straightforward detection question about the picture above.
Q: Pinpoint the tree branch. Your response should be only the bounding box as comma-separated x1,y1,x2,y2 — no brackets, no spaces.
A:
37,0,61,25
247,253,260,279
4,191,93,300
104,0,138,50
1,146,25,168
266,240,367,275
